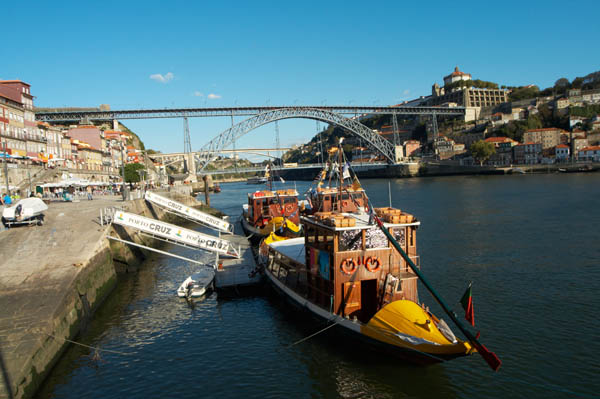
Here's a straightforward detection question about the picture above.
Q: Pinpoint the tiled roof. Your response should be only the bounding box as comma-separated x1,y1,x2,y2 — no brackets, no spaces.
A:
0,86,22,104
0,80,29,85
580,146,600,151
556,144,569,148
484,137,511,143
525,128,562,132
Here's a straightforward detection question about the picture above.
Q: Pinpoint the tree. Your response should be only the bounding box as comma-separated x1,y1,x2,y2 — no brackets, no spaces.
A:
124,163,145,183
571,77,584,89
554,78,570,95
508,85,540,101
470,140,496,166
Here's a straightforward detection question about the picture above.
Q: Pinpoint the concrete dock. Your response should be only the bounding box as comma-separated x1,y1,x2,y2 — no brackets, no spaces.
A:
215,223,261,294
0,191,211,398
0,197,123,398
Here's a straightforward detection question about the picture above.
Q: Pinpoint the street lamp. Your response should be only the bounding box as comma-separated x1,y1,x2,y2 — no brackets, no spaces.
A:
120,142,127,201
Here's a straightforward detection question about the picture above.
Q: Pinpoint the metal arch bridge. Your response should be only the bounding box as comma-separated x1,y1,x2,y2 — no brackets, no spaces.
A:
195,107,399,170
34,105,466,171
35,105,465,122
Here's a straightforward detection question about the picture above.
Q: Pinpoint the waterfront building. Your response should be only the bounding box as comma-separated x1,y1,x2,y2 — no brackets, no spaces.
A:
555,144,570,162
76,141,103,171
0,81,36,153
513,142,541,164
60,133,73,168
434,136,454,153
484,136,518,166
67,125,103,151
404,140,421,158
572,137,589,159
100,135,114,174
571,129,587,140
0,83,27,157
351,146,379,163
586,131,600,146
452,131,485,150
523,128,564,150
578,146,600,162
376,125,412,145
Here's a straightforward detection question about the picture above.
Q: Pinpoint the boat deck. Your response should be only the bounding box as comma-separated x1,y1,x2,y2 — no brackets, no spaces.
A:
301,210,420,231
269,237,305,264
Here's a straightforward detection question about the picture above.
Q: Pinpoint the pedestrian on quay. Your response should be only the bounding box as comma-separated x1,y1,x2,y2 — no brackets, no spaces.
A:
86,186,93,200
3,193,12,205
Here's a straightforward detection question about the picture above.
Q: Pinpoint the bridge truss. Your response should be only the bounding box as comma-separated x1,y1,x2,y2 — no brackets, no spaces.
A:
35,105,464,122
195,107,398,170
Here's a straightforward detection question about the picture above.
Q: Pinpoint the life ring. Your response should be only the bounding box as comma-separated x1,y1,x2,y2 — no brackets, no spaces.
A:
365,256,381,272
285,203,294,213
342,200,349,208
341,258,357,275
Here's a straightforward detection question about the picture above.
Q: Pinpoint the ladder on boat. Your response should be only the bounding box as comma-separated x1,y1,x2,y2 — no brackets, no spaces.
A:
380,273,399,307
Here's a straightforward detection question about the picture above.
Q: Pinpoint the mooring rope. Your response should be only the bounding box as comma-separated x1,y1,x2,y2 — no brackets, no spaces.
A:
44,332,134,356
285,317,341,348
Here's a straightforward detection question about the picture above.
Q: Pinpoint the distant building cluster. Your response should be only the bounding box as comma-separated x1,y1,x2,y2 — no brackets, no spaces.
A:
358,67,600,165
0,80,153,178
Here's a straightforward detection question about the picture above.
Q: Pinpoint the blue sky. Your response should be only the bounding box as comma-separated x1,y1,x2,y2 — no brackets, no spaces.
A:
3,0,599,156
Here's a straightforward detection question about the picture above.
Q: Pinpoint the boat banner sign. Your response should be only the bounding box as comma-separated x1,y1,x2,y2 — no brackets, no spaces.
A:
144,191,231,233
113,211,233,255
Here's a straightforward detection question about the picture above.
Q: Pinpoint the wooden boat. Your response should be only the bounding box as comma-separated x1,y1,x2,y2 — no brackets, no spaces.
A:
259,141,501,370
241,164,302,242
262,210,474,363
241,189,302,242
303,147,369,215
177,268,215,298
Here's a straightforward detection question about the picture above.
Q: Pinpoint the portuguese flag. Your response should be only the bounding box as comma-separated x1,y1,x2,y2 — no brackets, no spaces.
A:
460,283,475,326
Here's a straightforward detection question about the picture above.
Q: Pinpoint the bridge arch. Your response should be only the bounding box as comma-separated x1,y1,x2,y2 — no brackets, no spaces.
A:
195,107,395,171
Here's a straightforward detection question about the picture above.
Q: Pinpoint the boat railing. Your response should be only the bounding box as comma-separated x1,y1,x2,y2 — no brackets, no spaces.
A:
409,255,420,269
268,248,333,311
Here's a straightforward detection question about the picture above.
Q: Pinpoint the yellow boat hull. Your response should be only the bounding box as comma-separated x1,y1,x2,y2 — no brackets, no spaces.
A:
361,300,474,358
259,217,301,237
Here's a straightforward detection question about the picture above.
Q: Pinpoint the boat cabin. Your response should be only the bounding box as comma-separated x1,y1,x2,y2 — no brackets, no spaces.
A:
267,208,421,323
309,186,368,214
247,189,300,228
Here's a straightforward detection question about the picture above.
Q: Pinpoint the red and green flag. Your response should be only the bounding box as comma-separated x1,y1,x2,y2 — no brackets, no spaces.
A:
460,283,475,326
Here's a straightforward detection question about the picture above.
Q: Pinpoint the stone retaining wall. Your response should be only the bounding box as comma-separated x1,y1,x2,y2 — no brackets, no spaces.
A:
1,191,203,398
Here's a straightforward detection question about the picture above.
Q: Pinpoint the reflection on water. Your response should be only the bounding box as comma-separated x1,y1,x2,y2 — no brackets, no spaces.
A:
38,175,600,398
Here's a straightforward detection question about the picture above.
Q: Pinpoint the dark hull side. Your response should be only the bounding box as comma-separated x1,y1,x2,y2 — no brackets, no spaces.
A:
241,215,267,245
263,269,448,366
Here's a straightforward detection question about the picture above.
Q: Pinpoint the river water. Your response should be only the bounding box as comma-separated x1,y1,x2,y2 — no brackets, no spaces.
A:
37,174,600,398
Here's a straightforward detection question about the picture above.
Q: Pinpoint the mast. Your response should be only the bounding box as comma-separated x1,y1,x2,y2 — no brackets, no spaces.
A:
338,138,344,212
